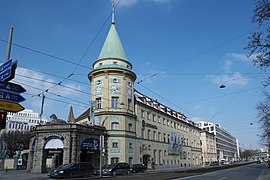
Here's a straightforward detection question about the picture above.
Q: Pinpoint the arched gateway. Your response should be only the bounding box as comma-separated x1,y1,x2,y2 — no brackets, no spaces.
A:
27,123,107,173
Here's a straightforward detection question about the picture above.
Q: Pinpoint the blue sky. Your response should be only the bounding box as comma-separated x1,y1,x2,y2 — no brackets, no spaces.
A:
0,0,268,150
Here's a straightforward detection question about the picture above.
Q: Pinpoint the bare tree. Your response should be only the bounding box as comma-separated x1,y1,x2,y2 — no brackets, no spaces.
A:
256,92,270,146
246,0,270,85
0,131,31,158
246,0,270,147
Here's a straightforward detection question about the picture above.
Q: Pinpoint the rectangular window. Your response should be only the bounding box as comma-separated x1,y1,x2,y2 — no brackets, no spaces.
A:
128,123,132,131
111,122,119,130
128,99,132,110
153,114,155,122
129,143,133,149
141,110,145,118
141,129,145,139
111,157,119,163
111,97,119,108
96,98,101,109
147,112,151,120
148,130,151,140
129,157,133,165
153,131,156,141
112,142,118,148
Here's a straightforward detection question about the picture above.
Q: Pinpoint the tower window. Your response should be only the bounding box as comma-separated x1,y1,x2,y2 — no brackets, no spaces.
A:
99,63,102,66
111,97,119,108
111,122,119,130
113,61,117,64
128,123,132,131
128,99,132,110
112,142,118,148
96,98,101,109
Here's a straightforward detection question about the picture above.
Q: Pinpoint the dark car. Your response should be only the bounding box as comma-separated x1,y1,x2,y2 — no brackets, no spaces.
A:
130,164,147,173
268,160,270,168
102,163,130,176
209,161,219,166
48,162,94,179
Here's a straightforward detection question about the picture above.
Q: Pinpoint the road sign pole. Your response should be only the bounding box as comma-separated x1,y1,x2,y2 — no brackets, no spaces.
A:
6,27,13,61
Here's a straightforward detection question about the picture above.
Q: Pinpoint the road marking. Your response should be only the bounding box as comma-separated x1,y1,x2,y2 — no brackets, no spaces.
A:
219,177,227,180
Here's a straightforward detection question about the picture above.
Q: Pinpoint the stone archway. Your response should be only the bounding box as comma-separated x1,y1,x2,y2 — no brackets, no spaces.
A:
42,138,64,172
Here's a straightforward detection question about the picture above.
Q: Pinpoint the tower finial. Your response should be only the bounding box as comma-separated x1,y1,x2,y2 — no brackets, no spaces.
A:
112,0,115,24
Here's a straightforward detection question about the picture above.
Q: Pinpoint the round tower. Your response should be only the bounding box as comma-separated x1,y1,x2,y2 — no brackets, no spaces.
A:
88,1,137,164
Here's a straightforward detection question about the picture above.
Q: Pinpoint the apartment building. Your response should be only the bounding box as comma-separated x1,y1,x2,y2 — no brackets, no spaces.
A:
195,121,239,162
5,109,47,132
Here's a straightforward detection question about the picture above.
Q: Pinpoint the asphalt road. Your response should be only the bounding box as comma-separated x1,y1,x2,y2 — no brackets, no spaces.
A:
0,163,269,180
172,163,269,180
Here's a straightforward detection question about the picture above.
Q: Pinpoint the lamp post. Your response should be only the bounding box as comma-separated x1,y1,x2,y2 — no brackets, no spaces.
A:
99,135,104,177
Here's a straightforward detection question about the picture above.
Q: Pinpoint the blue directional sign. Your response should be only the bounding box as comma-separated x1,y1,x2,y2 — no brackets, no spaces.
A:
0,91,25,103
0,59,12,81
0,69,11,81
0,59,12,73
0,81,26,94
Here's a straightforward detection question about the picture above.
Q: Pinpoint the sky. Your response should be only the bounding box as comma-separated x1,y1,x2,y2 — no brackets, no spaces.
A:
0,0,269,150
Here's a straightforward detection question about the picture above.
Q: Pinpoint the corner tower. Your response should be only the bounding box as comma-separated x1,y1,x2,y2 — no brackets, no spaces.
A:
88,1,137,164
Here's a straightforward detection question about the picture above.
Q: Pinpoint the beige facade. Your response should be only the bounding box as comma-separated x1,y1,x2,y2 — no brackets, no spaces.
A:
134,91,202,168
200,131,217,165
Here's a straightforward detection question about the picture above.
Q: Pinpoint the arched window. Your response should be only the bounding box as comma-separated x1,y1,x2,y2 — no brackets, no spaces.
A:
111,122,119,130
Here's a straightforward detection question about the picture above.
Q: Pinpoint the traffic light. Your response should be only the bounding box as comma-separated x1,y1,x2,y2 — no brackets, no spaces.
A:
0,111,7,130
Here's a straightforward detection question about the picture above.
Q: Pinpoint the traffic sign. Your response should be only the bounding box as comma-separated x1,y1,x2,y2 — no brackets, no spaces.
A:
0,59,12,73
0,81,26,94
0,90,25,103
0,68,11,81
0,59,12,81
0,100,24,112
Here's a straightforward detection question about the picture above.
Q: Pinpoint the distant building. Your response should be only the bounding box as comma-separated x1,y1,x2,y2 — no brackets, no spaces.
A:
200,130,217,165
195,121,239,162
5,109,47,132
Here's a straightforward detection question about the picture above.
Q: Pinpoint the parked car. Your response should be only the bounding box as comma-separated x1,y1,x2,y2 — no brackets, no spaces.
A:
102,162,130,176
209,161,220,166
268,160,270,168
48,162,94,179
130,164,147,173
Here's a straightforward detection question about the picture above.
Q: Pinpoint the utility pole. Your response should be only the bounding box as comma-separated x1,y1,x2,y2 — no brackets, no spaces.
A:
6,27,14,61
0,27,14,171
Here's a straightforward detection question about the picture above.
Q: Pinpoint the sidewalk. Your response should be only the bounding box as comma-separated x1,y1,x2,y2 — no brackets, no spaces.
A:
0,169,48,180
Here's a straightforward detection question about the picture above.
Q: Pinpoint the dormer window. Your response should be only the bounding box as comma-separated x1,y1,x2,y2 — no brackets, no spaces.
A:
113,61,117,64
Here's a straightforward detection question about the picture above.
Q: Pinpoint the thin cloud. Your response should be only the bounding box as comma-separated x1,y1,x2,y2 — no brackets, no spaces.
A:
191,117,204,122
211,72,250,87
12,67,86,118
226,52,256,62
224,60,233,73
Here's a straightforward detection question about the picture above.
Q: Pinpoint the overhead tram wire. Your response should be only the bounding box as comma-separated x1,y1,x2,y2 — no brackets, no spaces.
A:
16,74,91,96
178,87,261,106
16,71,130,101
209,71,263,121
137,83,196,117
0,39,91,70
33,0,122,100
24,92,89,109
12,80,89,106
28,0,122,100
136,23,270,85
